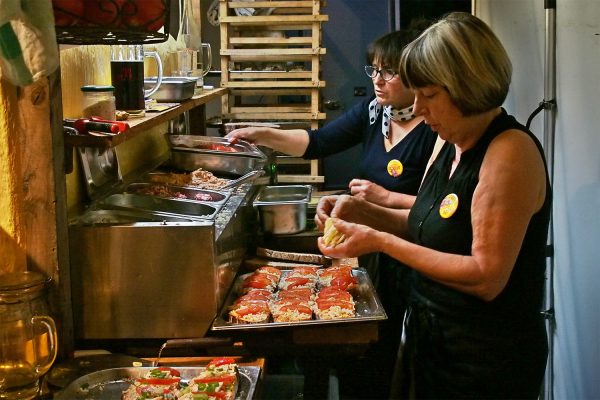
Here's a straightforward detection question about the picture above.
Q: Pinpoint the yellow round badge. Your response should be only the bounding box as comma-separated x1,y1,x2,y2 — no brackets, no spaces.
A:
439,193,459,219
387,159,404,177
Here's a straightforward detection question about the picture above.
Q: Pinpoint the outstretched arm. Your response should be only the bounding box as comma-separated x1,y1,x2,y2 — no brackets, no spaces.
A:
225,127,310,157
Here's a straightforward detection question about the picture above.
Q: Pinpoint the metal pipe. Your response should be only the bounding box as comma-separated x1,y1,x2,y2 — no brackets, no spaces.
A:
542,1,557,399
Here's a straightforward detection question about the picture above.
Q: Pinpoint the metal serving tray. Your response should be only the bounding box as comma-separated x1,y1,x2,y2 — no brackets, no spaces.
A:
126,183,229,204
211,267,387,331
55,366,261,400
71,209,198,226
168,135,265,158
145,76,197,102
98,193,220,220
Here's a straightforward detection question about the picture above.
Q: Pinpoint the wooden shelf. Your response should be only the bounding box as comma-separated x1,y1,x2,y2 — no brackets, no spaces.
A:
64,88,227,148
220,0,326,184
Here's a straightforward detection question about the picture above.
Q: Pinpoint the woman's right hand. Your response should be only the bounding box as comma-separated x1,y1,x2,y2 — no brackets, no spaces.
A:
315,194,366,231
224,127,263,145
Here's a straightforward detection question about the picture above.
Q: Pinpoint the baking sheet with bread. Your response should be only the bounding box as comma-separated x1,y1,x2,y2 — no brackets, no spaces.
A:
212,266,387,330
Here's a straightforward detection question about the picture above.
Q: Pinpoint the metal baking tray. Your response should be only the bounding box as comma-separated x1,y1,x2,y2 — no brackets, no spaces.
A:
98,193,220,220
70,209,198,226
125,183,229,204
55,366,261,400
145,76,197,102
168,135,265,159
211,267,387,331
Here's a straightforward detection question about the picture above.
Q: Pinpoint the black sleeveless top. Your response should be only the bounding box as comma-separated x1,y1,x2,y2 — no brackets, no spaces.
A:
407,109,551,321
404,109,551,398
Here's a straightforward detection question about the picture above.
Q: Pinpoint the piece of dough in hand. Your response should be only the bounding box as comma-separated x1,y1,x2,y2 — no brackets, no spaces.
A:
323,218,346,247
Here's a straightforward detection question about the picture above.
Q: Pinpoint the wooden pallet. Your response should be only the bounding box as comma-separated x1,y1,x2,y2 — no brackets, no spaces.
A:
220,0,327,184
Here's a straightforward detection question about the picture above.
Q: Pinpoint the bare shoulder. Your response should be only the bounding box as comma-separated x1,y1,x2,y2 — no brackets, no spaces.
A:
480,128,546,210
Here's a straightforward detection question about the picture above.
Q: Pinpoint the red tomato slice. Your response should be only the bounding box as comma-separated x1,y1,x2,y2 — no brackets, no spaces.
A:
232,304,269,316
329,276,358,290
192,391,229,399
194,374,236,384
155,366,181,377
283,277,311,288
137,377,180,385
207,357,236,368
315,299,354,310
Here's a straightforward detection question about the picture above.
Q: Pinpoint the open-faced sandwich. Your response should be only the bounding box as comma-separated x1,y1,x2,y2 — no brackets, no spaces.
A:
121,358,239,400
121,366,182,400
177,358,238,400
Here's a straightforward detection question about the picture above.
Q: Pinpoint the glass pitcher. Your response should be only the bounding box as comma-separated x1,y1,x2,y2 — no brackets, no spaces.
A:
110,44,163,114
172,43,212,94
0,271,57,400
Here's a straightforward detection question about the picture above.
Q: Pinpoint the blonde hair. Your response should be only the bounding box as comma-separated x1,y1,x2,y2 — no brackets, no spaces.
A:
399,12,512,116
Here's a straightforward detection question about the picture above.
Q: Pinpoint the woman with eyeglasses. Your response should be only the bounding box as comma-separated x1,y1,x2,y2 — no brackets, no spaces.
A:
225,19,439,210
225,19,439,400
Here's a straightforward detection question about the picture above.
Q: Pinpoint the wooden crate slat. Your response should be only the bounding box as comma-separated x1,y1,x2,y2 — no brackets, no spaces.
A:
229,71,312,79
230,105,313,113
223,112,326,120
229,37,313,45
222,48,325,56
220,15,328,24
228,1,316,9
230,88,314,96
223,80,324,88
227,54,314,62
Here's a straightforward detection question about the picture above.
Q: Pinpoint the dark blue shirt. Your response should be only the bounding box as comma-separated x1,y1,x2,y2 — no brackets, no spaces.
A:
303,96,438,195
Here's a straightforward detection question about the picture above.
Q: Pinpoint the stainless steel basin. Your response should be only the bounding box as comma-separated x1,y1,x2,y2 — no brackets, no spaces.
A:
73,209,197,225
125,183,228,203
253,185,312,235
99,193,219,220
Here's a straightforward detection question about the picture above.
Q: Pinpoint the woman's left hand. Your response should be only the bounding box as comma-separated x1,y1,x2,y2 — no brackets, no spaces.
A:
317,218,380,258
348,179,390,206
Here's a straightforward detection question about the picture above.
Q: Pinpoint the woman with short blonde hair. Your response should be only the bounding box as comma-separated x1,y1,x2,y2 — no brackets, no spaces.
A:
400,11,512,115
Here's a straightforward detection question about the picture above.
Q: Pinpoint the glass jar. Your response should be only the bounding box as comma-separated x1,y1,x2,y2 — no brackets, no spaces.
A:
0,271,57,400
81,85,116,120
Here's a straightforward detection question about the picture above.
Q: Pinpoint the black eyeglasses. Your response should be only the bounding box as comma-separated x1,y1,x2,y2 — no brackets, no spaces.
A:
364,65,397,81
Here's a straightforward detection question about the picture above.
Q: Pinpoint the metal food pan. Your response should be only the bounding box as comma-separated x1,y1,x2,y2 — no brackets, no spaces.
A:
99,193,219,220
71,209,197,226
168,135,265,158
55,366,261,400
168,149,266,177
126,182,229,204
145,76,197,102
253,185,312,235
211,267,387,331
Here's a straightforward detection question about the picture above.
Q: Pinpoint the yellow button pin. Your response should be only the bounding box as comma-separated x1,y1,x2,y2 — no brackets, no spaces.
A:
439,193,459,219
387,159,404,177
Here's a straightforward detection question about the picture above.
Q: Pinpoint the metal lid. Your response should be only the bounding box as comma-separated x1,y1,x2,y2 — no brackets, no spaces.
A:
0,271,50,301
81,85,115,92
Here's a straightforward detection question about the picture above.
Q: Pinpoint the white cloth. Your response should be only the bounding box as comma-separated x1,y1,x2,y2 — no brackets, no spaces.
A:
0,0,59,86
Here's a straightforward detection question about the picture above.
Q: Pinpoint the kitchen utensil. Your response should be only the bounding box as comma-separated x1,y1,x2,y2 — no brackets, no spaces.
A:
220,169,265,190
0,271,57,400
